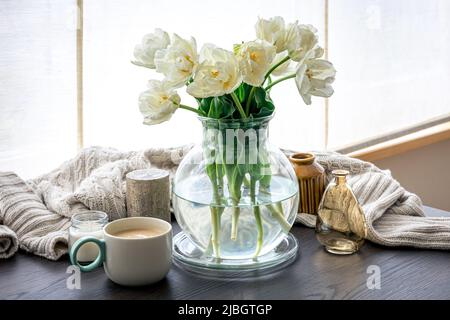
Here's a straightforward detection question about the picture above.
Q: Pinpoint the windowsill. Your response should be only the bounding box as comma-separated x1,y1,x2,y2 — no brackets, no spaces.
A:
341,121,450,162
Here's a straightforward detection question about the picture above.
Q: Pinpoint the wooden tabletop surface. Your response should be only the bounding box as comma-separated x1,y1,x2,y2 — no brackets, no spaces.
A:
1,206,449,300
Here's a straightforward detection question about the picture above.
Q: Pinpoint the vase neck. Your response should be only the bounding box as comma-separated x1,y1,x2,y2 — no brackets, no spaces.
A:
332,169,349,185
198,116,272,131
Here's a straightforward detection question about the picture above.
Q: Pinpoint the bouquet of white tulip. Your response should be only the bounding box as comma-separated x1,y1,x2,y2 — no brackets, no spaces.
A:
133,16,336,259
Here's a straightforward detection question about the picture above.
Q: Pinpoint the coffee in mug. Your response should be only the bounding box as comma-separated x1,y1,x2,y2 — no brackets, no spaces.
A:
69,217,172,286
113,228,164,239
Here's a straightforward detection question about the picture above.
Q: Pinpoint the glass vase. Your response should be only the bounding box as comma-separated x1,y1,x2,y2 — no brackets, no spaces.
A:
172,115,299,274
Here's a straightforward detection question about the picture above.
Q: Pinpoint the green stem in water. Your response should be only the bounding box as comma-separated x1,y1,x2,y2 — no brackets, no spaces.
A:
253,206,264,259
266,203,291,233
245,86,257,116
250,177,263,258
224,165,243,241
206,163,222,259
275,201,283,214
230,92,247,119
230,204,240,241
263,56,291,83
210,207,221,259
259,187,291,233
253,206,263,258
264,73,296,91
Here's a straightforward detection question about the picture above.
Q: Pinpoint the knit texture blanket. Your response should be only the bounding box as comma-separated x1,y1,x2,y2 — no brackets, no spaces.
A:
1,146,449,260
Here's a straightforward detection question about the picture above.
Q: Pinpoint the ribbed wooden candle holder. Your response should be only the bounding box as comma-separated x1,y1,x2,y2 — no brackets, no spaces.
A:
289,152,326,215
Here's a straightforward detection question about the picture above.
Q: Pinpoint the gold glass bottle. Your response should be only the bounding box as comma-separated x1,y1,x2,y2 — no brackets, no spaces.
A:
316,169,367,254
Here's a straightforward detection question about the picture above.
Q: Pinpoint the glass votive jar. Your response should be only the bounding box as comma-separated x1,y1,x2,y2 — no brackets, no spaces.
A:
69,211,108,262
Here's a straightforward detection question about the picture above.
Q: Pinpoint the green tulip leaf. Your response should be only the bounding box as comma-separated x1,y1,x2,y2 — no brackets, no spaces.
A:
200,96,235,119
198,97,213,117
254,87,275,118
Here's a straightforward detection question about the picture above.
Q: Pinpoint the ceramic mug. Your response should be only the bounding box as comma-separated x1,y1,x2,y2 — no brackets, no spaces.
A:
69,217,172,286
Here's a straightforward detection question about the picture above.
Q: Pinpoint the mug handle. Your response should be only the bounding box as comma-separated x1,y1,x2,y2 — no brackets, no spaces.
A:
69,236,106,272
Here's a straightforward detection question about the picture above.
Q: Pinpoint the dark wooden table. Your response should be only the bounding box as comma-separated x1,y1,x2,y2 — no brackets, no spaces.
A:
1,206,450,300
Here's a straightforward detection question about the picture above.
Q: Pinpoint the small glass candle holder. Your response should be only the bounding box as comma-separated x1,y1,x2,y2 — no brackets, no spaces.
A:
69,211,108,262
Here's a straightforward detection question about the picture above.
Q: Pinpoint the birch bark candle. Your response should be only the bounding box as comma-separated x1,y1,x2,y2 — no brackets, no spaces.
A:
68,211,108,262
126,168,171,222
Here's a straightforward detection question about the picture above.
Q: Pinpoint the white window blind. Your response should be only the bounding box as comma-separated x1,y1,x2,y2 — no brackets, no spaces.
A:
328,0,450,149
0,0,78,178
1,0,449,178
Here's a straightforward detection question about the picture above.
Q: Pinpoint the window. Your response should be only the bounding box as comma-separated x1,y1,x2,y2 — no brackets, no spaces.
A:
1,0,449,178
0,0,77,178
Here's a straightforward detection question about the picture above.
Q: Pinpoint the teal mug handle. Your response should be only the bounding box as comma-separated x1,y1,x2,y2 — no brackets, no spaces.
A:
69,237,106,272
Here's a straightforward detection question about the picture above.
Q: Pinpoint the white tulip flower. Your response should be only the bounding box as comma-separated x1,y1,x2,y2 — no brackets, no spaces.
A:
237,40,276,86
295,59,336,105
139,80,180,125
133,28,170,69
255,16,288,53
283,21,301,54
288,24,323,62
187,44,242,98
154,34,198,88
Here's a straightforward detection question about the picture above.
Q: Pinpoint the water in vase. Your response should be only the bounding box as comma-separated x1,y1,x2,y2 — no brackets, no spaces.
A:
173,174,299,260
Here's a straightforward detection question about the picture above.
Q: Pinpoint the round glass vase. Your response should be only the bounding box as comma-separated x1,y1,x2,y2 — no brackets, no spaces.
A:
172,115,299,274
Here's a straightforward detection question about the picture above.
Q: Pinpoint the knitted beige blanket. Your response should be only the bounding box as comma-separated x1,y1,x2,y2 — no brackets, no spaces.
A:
1,146,449,260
